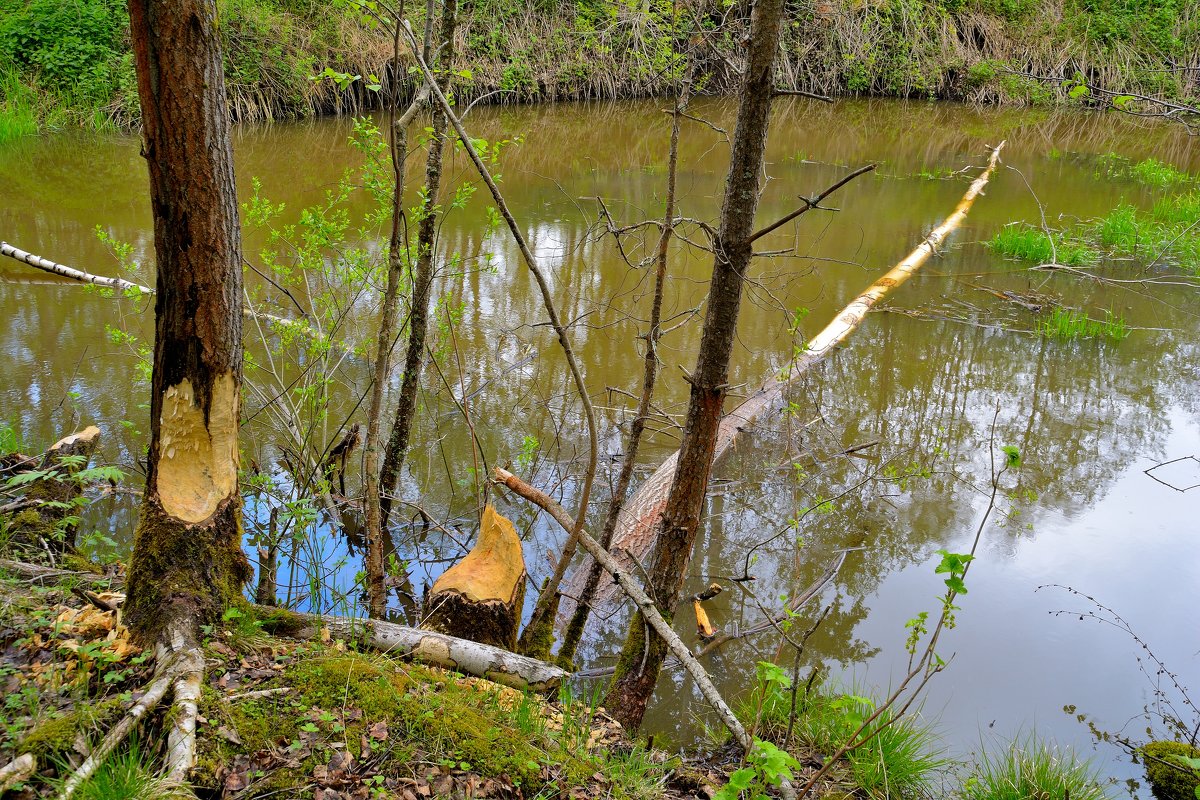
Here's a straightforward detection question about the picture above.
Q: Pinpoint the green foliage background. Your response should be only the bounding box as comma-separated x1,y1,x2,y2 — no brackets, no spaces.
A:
0,0,1196,136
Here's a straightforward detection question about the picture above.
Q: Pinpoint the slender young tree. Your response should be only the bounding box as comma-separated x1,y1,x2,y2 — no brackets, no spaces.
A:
124,0,251,644
604,0,787,730
378,0,459,528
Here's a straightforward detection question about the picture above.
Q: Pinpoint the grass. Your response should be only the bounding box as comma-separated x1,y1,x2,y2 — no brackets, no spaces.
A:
987,225,1098,266
751,679,948,799
0,67,39,144
1097,153,1195,189
960,736,1111,800
1039,306,1130,341
70,740,190,800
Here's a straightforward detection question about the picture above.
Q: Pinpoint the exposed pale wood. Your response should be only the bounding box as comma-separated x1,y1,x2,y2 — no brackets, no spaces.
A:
423,504,526,650
564,141,1007,620
692,598,716,639
0,753,36,795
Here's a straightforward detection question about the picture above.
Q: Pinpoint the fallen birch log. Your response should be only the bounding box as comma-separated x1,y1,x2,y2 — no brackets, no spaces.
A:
561,141,1007,620
278,611,566,693
1,240,310,336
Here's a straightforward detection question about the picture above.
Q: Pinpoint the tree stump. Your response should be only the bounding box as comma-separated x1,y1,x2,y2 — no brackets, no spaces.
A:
7,426,101,553
422,504,525,650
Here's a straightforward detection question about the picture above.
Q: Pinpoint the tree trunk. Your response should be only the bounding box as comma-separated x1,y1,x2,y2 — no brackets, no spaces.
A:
422,504,526,649
604,0,787,732
124,0,251,645
7,426,100,553
378,0,459,529
559,79,691,663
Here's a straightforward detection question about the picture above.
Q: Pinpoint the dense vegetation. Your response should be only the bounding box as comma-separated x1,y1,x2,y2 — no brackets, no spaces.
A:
1,0,1197,137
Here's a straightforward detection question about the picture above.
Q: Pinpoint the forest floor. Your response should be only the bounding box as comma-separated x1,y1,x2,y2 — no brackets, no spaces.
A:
0,557,861,800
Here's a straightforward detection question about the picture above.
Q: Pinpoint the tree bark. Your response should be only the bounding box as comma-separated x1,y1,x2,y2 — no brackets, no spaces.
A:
124,0,251,645
378,0,459,529
604,0,787,732
559,79,691,663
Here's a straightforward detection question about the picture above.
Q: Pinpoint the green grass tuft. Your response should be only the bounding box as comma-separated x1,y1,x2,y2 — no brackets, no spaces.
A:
960,737,1111,800
1039,307,1129,341
987,225,1097,266
72,741,191,800
752,679,947,799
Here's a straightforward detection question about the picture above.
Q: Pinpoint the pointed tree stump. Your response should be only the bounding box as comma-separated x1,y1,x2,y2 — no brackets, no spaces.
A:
7,426,101,553
422,504,526,650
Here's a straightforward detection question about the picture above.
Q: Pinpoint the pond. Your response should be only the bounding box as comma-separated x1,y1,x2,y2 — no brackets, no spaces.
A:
2,97,1198,795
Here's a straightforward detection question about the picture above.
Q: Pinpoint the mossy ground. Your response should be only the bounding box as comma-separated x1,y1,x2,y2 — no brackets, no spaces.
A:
0,561,683,799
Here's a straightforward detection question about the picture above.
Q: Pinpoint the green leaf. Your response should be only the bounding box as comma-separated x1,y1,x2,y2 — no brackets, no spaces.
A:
1001,445,1021,467
755,661,792,689
1112,95,1136,108
1069,84,1090,99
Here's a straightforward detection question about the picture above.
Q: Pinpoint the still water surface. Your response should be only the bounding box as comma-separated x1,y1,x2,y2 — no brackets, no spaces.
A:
2,98,1198,793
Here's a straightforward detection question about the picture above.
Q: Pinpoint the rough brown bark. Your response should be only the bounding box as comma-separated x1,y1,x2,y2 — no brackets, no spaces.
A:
124,0,251,645
378,0,459,529
604,0,787,732
559,79,692,663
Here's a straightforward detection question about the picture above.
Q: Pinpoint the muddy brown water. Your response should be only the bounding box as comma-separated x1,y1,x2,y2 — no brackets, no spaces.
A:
2,98,1198,793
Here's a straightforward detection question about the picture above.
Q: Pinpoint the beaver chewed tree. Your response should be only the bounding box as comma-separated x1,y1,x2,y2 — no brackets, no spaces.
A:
123,0,251,650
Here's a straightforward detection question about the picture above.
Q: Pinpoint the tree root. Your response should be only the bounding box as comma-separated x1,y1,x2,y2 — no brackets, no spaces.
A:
0,754,36,795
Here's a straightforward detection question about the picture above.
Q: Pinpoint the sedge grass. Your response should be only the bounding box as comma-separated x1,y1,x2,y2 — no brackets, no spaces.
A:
1039,307,1129,342
753,681,948,799
960,737,1111,800
987,225,1098,266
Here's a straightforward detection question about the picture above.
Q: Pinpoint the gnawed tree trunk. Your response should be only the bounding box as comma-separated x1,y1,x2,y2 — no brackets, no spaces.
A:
124,0,251,646
422,504,525,650
566,142,1006,623
603,0,788,733
7,426,100,553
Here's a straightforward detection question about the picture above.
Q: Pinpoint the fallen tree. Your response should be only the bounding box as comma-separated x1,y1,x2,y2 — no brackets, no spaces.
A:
0,240,312,337
562,140,1007,623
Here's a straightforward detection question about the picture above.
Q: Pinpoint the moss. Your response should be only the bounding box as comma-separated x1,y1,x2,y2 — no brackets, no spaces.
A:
124,497,251,645
1143,741,1200,800
18,699,123,757
194,650,642,796
254,606,309,636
